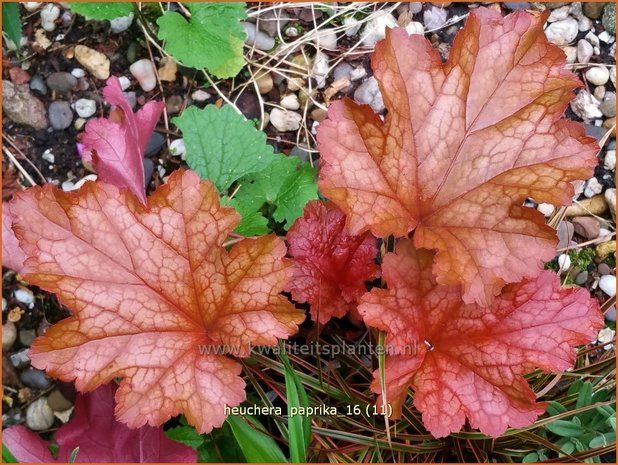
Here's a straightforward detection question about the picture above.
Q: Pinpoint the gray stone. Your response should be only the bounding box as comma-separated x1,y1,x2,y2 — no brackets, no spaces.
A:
600,92,616,118
48,101,73,130
354,77,384,112
557,221,574,249
47,389,73,412
29,74,47,94
242,22,275,50
605,306,616,322
603,3,615,34
9,348,30,369
19,328,37,347
2,81,48,129
46,72,77,93
504,2,531,10
143,158,154,185
20,368,52,390
575,270,588,285
145,132,165,158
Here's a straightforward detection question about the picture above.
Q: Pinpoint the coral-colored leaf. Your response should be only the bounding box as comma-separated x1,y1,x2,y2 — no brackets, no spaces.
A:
81,76,164,204
285,200,380,324
2,202,26,272
2,383,196,462
358,241,603,438
10,169,304,433
317,8,598,305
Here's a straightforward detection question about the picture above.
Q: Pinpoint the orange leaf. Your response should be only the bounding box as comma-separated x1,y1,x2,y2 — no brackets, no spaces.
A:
359,241,603,438
10,170,304,433
317,8,598,305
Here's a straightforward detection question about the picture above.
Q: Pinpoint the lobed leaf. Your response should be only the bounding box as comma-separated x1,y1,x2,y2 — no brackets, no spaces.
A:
317,8,598,305
285,200,380,324
2,202,26,272
358,241,603,438
229,156,319,235
157,2,246,78
81,76,164,204
2,383,196,462
175,105,278,192
11,169,304,434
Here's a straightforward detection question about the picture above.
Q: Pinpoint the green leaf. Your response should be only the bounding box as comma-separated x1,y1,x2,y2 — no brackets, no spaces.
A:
230,156,318,235
547,400,568,416
2,444,18,463
165,425,205,449
589,431,616,449
175,105,278,192
522,452,539,463
68,447,79,463
576,382,593,409
2,2,22,47
547,419,585,438
560,439,575,455
198,423,245,463
69,2,134,20
157,2,246,78
226,415,288,463
279,344,311,463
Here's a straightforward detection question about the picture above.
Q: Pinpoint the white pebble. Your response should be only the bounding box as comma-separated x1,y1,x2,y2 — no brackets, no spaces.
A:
585,66,610,86
74,118,86,131
405,21,424,36
61,181,75,191
360,12,397,48
577,39,594,63
350,67,367,81
40,3,60,32
118,76,131,90
280,94,300,110
597,327,616,351
129,59,157,92
270,108,302,132
2,297,7,312
311,51,329,89
315,29,338,50
537,203,555,217
557,253,571,274
41,149,55,164
599,275,616,297
343,16,361,37
14,288,34,307
544,18,579,46
71,68,86,79
285,26,299,37
23,3,41,12
110,13,134,34
585,31,600,48
169,139,186,158
547,6,571,22
598,31,615,44
604,151,616,171
570,90,603,121
191,89,210,102
423,5,448,31
26,398,55,431
584,177,603,198
74,98,96,118
73,174,98,189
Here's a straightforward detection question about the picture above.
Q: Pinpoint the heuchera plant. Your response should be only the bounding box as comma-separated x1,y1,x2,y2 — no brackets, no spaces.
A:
2,7,604,440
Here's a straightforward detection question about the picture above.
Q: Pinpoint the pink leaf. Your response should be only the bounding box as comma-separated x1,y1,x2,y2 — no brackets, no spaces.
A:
2,383,196,462
81,76,164,204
